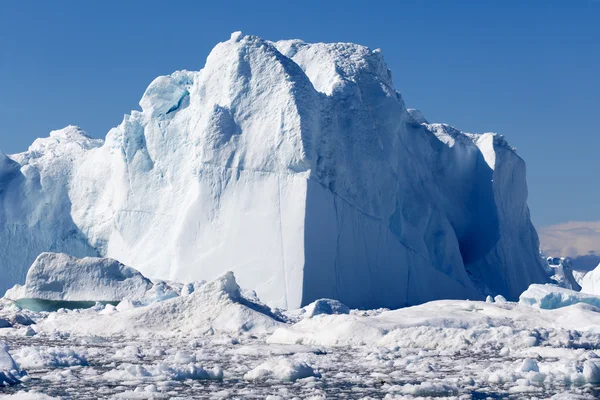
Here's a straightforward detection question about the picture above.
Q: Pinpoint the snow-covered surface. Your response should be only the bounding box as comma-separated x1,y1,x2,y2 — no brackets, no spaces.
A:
1,273,600,398
4,253,153,303
0,33,547,309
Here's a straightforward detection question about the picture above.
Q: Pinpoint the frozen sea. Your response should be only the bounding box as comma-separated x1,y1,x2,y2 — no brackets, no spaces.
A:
2,330,600,399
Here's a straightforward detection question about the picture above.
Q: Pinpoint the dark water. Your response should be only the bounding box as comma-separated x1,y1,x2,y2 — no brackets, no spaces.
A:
14,299,119,312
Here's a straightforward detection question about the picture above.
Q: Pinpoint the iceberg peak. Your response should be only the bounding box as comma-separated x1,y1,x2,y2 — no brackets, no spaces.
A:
230,31,243,42
407,108,428,124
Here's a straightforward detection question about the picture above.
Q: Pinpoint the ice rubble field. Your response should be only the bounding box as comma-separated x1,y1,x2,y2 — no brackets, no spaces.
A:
2,271,600,399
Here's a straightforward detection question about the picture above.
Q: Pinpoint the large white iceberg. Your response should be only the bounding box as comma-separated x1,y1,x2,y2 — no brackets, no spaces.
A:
0,33,547,309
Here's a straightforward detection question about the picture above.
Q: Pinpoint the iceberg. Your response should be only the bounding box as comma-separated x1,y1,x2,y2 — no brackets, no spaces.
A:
546,257,581,291
4,253,153,307
581,262,600,295
0,33,547,309
519,283,600,309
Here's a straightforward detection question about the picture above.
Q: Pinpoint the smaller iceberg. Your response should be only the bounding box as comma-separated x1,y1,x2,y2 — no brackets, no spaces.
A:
4,253,153,311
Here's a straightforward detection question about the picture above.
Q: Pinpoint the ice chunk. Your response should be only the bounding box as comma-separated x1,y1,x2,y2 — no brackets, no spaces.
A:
9,313,35,326
302,299,350,318
547,257,581,291
230,31,243,42
0,344,25,387
519,358,539,372
584,360,600,384
103,362,223,381
12,347,88,369
519,284,600,309
494,295,508,303
139,72,192,117
243,358,319,381
400,382,458,396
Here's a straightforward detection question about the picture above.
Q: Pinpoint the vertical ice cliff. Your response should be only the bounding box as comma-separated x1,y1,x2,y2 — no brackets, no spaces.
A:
0,32,548,308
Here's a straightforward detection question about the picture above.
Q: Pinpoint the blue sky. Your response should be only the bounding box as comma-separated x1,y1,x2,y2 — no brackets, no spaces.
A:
1,0,598,227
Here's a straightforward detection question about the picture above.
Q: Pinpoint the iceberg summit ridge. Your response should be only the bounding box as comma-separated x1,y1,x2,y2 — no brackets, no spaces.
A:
0,32,548,309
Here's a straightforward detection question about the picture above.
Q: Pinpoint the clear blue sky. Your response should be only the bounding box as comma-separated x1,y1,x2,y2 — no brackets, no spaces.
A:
1,0,598,227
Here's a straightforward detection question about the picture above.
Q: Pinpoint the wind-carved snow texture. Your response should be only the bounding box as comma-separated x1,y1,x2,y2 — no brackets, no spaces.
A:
0,32,548,309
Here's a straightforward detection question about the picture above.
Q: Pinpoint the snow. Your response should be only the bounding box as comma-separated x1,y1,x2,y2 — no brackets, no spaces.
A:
519,283,600,309
4,252,153,303
0,33,547,309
